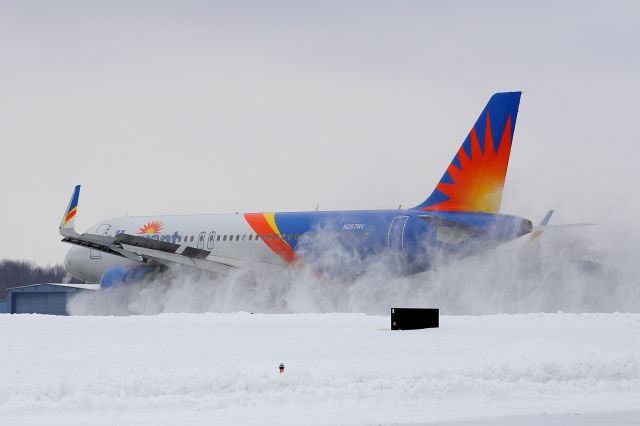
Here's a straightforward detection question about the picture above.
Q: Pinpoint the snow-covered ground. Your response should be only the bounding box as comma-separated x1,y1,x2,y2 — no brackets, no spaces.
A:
1,313,639,425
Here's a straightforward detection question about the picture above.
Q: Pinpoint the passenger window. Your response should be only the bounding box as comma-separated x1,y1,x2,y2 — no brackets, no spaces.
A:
217,235,221,241
242,235,246,241
248,234,253,241
261,234,266,240
223,235,227,241
295,233,300,240
236,235,239,241
274,234,279,240
268,234,272,240
190,236,194,242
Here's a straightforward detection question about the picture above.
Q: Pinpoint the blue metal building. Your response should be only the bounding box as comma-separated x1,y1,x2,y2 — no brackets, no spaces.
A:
7,283,99,315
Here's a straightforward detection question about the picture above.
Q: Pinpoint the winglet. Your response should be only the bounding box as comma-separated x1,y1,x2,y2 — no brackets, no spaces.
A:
59,185,81,237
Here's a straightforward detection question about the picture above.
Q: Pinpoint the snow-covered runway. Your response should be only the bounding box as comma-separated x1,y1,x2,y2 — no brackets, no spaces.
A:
2,313,639,425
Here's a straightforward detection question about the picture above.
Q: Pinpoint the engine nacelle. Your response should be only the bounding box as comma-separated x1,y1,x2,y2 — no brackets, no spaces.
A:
100,265,164,289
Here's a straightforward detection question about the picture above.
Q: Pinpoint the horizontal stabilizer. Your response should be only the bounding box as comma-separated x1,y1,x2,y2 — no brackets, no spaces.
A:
532,223,595,230
529,209,554,241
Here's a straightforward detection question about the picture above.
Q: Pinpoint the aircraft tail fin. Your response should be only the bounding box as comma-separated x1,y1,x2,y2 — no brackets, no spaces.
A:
412,92,521,212
59,185,81,237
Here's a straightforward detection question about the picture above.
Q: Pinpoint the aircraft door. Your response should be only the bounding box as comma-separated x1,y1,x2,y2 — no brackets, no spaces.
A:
197,232,206,249
388,216,409,253
207,231,216,250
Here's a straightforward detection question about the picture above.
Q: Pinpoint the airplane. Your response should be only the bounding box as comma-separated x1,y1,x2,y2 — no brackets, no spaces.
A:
61,91,538,287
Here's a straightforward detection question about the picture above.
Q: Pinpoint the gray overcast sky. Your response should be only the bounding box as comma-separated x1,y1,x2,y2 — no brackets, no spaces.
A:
1,0,638,264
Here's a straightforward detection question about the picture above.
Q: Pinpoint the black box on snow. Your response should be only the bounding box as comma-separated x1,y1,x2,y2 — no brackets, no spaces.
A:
391,308,439,330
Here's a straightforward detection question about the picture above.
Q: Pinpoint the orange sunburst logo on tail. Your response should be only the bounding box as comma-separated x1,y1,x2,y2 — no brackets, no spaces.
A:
424,113,513,213
138,220,164,234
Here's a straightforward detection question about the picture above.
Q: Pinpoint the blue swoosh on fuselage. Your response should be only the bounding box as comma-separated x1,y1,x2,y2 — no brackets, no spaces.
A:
272,210,531,276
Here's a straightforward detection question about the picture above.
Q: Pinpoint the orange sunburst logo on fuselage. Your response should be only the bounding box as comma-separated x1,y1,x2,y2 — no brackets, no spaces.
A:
424,113,513,213
138,220,164,235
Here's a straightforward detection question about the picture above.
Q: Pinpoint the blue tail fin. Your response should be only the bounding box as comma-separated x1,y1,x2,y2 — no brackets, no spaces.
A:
413,92,521,213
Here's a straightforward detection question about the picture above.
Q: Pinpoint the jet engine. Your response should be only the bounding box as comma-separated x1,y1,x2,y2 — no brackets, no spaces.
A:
100,265,165,289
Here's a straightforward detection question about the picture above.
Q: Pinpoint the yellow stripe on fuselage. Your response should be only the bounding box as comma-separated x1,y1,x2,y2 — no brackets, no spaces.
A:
263,212,294,249
264,212,280,235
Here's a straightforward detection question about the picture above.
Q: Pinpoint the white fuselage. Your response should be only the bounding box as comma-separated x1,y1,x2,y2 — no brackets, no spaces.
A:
65,214,288,283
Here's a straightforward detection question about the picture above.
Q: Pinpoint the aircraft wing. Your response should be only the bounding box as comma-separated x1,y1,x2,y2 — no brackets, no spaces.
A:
59,186,239,276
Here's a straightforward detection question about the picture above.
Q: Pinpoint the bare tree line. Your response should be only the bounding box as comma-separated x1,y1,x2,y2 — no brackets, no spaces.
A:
0,260,81,299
